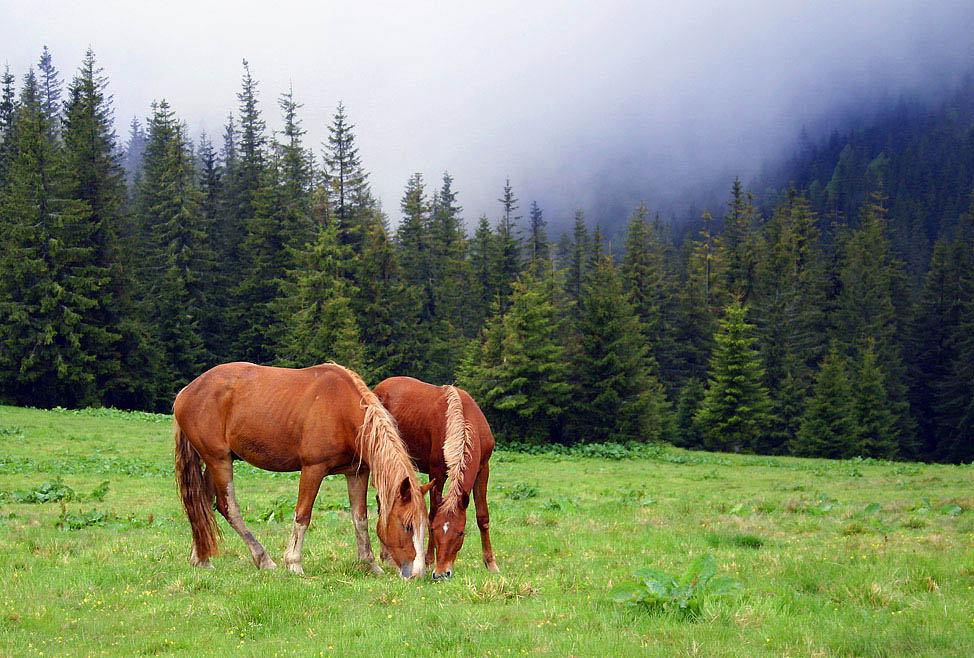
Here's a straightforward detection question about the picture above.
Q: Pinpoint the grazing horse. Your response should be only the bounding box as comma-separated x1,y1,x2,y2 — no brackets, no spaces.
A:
373,376,499,580
173,362,431,579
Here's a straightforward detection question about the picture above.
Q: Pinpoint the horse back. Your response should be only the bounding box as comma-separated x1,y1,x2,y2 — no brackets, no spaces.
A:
374,376,450,472
175,362,362,471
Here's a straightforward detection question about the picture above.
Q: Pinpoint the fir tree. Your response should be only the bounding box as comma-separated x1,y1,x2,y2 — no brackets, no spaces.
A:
934,200,974,463
696,300,772,452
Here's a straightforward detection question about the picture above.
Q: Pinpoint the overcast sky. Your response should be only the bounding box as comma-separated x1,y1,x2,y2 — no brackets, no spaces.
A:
4,1,974,233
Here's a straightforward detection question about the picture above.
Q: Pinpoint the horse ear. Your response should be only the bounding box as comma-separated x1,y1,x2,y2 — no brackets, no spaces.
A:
419,480,436,496
399,477,412,502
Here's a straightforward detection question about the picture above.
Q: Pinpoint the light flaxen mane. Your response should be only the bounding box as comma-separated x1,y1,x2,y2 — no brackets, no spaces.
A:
441,385,474,514
329,363,427,527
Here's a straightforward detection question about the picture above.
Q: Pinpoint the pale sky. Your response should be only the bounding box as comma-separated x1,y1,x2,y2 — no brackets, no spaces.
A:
3,1,974,232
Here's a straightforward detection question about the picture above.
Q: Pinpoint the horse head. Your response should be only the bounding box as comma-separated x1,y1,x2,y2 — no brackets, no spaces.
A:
375,478,434,579
430,490,469,581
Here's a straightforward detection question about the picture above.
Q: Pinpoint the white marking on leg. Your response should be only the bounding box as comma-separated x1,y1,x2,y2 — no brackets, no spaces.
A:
284,520,308,575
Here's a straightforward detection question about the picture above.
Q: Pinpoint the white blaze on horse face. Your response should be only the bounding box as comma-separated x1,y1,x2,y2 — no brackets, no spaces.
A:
443,522,450,533
411,522,426,578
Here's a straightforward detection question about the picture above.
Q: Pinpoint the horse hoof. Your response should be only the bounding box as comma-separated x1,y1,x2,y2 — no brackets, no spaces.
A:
192,558,214,569
486,561,500,573
370,562,385,576
257,556,278,570
286,562,304,576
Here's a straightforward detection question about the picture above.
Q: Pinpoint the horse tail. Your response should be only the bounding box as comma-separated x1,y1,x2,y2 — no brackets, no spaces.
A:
442,385,473,513
174,418,219,562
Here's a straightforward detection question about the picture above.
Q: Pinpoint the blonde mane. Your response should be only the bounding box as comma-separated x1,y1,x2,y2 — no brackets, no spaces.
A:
328,363,427,527
441,385,474,514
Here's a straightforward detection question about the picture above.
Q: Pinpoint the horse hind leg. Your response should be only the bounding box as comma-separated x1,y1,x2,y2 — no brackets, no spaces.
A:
209,458,277,570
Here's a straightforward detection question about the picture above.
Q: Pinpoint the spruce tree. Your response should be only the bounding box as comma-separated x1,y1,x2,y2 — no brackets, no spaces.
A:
716,178,760,303
468,214,496,333
750,189,827,450
695,300,771,453
138,100,209,397
0,65,15,176
396,172,431,294
428,172,470,353
835,190,917,457
276,218,363,370
851,340,897,458
792,342,856,458
493,178,522,314
564,210,590,309
464,273,572,445
0,69,100,407
934,201,974,463
37,46,62,141
570,253,669,444
621,203,680,398
235,86,314,363
323,101,369,248
526,200,550,276
62,49,159,408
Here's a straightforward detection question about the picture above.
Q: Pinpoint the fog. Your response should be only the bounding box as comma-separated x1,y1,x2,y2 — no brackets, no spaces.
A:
3,1,974,234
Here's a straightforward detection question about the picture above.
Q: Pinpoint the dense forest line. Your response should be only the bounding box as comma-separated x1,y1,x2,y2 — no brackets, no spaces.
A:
1,49,972,463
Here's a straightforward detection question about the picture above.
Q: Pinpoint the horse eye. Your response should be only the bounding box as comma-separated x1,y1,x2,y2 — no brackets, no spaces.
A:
405,524,413,533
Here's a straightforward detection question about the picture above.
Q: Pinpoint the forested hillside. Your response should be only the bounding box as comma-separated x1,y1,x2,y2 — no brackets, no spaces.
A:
1,49,972,462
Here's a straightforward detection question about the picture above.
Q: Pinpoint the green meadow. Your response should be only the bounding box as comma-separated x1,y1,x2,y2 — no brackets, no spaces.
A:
0,405,971,657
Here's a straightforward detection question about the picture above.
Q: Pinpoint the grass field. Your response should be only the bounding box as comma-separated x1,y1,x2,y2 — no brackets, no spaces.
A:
0,405,971,657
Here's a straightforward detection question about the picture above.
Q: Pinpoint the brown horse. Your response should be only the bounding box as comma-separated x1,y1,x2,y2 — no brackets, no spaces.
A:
173,362,431,579
374,376,499,580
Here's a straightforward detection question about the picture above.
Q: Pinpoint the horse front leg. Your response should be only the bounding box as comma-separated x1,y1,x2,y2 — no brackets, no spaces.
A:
346,472,383,575
284,464,326,575
426,469,446,568
473,463,499,573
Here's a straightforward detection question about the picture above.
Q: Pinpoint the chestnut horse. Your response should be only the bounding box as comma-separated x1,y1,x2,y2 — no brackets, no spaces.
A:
373,376,499,580
173,362,431,579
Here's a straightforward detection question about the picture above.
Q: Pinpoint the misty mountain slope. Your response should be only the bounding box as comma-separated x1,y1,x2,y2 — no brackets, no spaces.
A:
757,73,974,273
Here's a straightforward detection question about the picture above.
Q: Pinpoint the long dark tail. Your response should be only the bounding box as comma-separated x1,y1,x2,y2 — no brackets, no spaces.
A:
174,419,219,561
